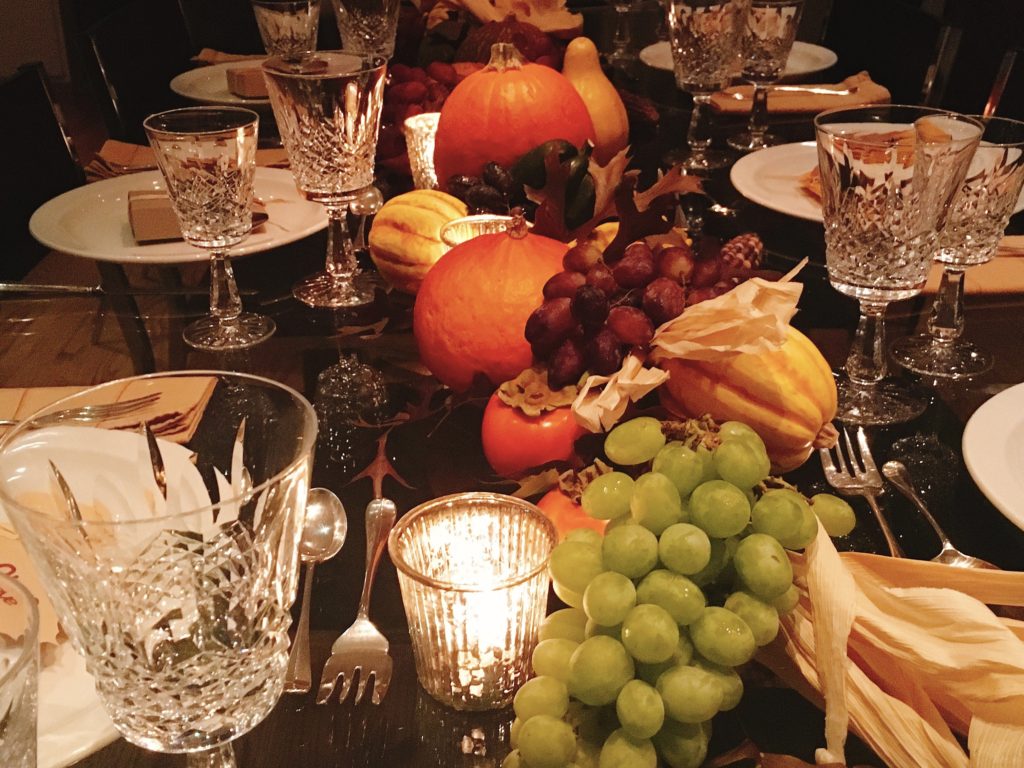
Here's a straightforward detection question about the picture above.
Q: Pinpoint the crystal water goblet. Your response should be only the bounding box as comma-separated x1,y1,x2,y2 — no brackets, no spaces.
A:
330,0,400,58
144,107,275,350
0,371,317,768
663,0,750,171
251,0,321,63
815,105,982,425
727,0,803,152
0,573,38,768
608,0,638,67
262,52,386,308
891,115,1024,379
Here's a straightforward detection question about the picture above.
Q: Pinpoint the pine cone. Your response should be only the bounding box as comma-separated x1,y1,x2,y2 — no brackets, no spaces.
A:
719,233,764,270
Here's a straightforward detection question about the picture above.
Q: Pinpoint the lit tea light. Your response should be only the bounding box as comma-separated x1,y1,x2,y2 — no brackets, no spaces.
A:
388,492,556,711
403,112,440,190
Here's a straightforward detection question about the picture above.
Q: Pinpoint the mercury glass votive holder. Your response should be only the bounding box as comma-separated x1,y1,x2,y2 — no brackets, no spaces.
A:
388,492,557,711
439,215,523,249
403,112,440,190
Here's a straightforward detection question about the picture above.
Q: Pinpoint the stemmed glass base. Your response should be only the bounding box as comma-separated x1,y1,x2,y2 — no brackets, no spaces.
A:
186,743,237,768
890,335,992,380
726,129,783,152
292,272,375,309
184,312,276,351
664,93,734,172
834,373,929,427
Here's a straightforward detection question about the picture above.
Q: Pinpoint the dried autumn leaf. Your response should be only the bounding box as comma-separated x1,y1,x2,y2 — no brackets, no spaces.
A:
603,173,677,262
524,146,581,241
428,0,583,36
586,145,630,230
634,164,704,212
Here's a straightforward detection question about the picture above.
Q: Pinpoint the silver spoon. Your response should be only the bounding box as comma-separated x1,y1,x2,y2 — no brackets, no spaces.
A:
882,460,999,570
284,488,349,693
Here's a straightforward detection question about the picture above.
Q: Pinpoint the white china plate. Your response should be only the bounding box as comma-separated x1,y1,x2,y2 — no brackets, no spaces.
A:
639,40,838,80
38,644,120,768
170,61,271,107
729,141,1024,223
730,141,824,222
29,168,326,265
963,382,1024,532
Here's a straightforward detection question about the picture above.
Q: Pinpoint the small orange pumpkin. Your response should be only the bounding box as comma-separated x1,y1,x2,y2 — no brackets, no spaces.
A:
433,42,596,189
413,211,566,392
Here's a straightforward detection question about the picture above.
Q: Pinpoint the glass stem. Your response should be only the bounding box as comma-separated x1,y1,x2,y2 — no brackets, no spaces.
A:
209,250,242,324
846,300,889,385
686,94,712,155
612,4,630,56
747,84,769,146
927,266,966,343
186,744,236,768
325,206,357,282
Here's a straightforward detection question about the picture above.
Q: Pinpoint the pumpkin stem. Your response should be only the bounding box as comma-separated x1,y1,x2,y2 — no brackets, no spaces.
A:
507,207,529,239
487,42,526,72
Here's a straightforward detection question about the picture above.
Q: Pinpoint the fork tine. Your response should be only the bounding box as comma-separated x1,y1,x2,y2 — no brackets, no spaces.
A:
336,672,354,704
353,669,370,705
842,427,862,475
372,664,392,705
856,427,878,473
316,659,342,704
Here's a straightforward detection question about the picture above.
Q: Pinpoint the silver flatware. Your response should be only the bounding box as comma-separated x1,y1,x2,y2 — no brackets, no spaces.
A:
729,84,856,100
317,497,396,706
819,426,904,558
48,459,83,525
0,282,257,297
0,393,161,428
882,460,999,570
283,488,348,694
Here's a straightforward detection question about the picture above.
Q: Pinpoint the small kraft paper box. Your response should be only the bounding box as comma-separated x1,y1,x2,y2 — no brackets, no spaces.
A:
128,191,268,244
226,67,268,99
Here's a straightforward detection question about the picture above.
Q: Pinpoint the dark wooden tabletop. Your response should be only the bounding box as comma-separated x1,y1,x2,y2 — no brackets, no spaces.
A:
7,23,1024,768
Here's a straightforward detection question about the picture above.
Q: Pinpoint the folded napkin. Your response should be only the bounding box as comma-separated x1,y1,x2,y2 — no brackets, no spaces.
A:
193,48,266,65
85,139,290,182
710,71,891,115
922,239,1024,295
0,376,217,444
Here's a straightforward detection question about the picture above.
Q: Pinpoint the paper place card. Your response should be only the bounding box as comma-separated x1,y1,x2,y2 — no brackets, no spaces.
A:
0,528,61,646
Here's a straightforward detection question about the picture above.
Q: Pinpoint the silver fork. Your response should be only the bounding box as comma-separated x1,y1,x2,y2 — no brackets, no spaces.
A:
316,497,397,705
819,425,905,558
0,393,161,428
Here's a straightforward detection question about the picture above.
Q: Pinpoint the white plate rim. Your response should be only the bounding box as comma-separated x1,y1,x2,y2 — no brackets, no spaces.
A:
169,61,270,107
729,140,824,222
639,40,838,79
963,382,1024,533
28,167,326,265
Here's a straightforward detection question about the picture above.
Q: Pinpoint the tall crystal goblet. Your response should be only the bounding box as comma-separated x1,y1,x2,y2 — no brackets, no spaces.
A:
329,0,400,58
664,0,750,171
144,107,275,350
262,53,386,308
727,0,803,152
251,0,321,62
815,105,982,425
608,0,638,67
891,115,1024,379
0,371,317,768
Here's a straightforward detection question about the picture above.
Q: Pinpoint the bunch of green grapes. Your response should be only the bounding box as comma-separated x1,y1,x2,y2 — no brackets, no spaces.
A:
502,417,856,768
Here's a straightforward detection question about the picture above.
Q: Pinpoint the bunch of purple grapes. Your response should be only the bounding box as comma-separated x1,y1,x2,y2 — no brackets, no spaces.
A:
525,233,769,389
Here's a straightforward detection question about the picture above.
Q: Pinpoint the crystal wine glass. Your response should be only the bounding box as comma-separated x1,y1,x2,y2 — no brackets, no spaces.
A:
664,0,750,171
330,0,401,58
891,115,1024,379
815,105,982,425
262,52,386,308
251,0,321,62
144,107,275,350
727,0,803,152
0,371,317,768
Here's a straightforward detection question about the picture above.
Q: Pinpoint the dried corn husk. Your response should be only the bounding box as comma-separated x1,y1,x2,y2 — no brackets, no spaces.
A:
760,526,1024,767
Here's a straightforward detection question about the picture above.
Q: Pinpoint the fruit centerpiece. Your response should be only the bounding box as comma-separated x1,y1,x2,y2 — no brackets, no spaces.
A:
502,415,856,768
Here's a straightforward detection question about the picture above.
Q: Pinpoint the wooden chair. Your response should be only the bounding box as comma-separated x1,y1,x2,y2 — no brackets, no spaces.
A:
85,0,194,143
0,63,155,373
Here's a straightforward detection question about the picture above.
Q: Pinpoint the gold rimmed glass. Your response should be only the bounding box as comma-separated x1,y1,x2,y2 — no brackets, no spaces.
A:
144,107,275,351
815,105,982,425
262,52,386,308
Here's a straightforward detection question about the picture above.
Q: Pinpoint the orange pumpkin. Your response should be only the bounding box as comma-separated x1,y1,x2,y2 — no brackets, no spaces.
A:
433,42,596,189
413,212,567,392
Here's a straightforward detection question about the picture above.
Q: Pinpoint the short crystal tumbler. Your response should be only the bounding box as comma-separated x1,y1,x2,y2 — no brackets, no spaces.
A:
389,492,556,711
0,573,39,768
